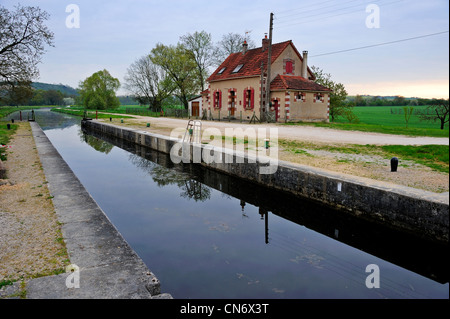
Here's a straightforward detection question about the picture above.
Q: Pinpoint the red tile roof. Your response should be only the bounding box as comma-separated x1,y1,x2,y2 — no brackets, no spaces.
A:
271,75,332,92
208,40,294,82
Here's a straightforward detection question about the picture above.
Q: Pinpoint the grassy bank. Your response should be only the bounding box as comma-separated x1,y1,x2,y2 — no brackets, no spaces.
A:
285,105,449,138
0,106,56,119
51,107,133,119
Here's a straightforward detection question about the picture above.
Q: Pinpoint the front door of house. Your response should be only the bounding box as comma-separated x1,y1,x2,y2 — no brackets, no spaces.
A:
230,91,236,116
273,100,280,121
192,102,199,117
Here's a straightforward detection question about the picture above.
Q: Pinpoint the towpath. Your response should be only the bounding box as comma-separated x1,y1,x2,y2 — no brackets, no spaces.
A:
105,115,449,146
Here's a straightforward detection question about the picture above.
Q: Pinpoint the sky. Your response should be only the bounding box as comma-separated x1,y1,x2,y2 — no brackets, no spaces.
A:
2,0,449,98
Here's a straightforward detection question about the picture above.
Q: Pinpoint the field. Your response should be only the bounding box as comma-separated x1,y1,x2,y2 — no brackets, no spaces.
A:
288,105,449,138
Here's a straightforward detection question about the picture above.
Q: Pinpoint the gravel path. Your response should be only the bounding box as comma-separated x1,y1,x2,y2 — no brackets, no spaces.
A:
0,122,69,297
112,115,449,146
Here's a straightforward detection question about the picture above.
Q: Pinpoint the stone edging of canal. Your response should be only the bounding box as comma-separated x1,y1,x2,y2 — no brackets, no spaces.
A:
24,121,172,299
81,119,449,244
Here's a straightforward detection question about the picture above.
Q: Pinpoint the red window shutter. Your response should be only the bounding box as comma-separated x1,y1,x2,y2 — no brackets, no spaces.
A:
243,89,248,108
219,90,222,109
286,61,293,74
250,88,255,109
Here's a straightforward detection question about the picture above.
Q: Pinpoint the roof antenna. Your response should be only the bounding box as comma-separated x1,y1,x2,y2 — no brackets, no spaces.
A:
245,30,252,42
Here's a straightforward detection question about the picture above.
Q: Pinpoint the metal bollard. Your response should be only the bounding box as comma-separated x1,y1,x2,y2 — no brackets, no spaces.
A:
391,157,398,172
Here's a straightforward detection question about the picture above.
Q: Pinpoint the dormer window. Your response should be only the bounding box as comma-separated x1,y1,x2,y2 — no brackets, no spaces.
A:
232,64,244,73
218,67,226,74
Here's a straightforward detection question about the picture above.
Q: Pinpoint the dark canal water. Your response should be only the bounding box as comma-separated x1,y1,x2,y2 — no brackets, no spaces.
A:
10,109,449,299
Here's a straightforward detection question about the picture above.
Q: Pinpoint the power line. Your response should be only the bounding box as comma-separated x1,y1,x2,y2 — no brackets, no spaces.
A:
275,0,361,20
278,0,368,24
274,0,402,29
274,0,339,16
309,31,449,57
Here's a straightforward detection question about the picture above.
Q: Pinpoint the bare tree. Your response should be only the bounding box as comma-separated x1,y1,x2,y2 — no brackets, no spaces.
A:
213,32,256,67
419,99,449,130
180,31,214,92
123,55,175,111
0,4,54,103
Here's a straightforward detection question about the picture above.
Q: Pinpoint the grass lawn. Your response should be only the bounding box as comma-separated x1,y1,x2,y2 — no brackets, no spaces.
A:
285,105,449,138
0,122,18,161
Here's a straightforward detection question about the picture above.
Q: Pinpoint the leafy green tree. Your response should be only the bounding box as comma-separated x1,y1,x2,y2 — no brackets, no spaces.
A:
1,80,33,106
78,69,120,110
180,30,214,92
150,43,199,109
42,89,64,105
311,66,352,122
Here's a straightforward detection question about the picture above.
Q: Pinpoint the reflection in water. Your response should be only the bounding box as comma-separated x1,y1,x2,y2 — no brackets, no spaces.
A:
21,109,448,298
83,124,449,286
128,153,212,202
79,130,114,154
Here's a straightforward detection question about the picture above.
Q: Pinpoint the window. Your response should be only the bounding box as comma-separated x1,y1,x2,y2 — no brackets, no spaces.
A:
315,93,323,103
213,90,222,109
232,64,244,73
284,59,294,75
286,61,293,74
243,88,254,109
296,92,305,102
218,67,226,74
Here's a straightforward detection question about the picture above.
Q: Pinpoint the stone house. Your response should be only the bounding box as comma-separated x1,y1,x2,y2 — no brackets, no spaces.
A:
203,36,332,122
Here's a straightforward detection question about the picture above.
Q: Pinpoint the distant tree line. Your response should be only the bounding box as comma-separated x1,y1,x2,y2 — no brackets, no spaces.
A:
347,95,441,107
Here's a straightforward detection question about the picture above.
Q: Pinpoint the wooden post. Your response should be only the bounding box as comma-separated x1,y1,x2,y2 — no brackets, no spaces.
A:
264,12,274,123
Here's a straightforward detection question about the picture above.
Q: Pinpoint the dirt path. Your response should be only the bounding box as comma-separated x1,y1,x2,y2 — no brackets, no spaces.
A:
102,115,449,146
0,122,69,294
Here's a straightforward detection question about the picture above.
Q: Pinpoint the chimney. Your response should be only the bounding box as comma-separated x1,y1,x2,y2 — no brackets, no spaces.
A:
262,33,269,52
242,40,248,55
302,51,308,79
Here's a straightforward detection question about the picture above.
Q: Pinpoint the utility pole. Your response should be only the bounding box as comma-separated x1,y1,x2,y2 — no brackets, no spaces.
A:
264,12,274,122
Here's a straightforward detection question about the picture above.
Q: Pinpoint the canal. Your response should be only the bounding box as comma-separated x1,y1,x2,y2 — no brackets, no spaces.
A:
10,109,449,299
